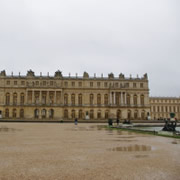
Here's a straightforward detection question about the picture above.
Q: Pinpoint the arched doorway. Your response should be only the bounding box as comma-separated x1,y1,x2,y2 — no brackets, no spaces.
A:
34,109,39,119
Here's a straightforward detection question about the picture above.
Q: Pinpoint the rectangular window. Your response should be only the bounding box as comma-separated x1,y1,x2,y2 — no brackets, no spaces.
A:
72,82,75,87
43,81,46,86
64,81,68,87
133,83,136,88
14,81,17,85
21,81,25,85
97,82,101,87
6,81,10,85
140,83,144,88
90,82,93,87
126,83,129,88
115,83,118,88
78,82,82,87
36,81,39,86
50,81,53,86
104,82,108,87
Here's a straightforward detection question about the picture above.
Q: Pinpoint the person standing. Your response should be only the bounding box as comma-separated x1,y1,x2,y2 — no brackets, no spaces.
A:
116,118,120,126
74,118,78,125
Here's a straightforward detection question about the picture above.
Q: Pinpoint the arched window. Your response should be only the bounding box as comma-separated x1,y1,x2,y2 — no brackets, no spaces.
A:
71,94,75,105
140,95,144,105
42,109,46,119
49,109,54,118
97,110,101,119
71,110,75,119
64,109,68,119
127,94,130,105
78,94,82,105
97,94,101,105
105,110,109,119
104,94,108,105
117,110,121,119
134,110,138,119
20,109,24,118
64,94,68,105
34,109,39,118
79,109,83,119
90,94,94,105
133,95,137,105
13,93,17,105
5,109,9,118
12,108,17,118
90,110,94,119
6,93,10,105
127,110,131,120
141,110,145,120
20,93,25,105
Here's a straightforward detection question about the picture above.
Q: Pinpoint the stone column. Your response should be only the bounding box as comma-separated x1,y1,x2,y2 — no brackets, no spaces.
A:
25,91,28,104
32,90,34,104
124,92,127,105
39,91,42,104
47,91,49,105
54,91,57,105
114,92,116,105
121,92,123,105
110,92,112,105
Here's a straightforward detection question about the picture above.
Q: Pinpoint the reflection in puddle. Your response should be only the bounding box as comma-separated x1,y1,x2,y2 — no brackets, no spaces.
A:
135,155,149,158
109,145,151,152
0,126,19,132
100,139,137,142
172,141,178,144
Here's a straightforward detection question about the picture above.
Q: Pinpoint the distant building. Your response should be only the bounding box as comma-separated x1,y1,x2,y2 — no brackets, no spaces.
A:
0,70,151,120
150,97,180,120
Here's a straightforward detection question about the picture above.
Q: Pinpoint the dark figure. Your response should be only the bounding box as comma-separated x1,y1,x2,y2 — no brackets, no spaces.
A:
116,118,120,126
162,119,177,132
108,119,113,126
74,118,78,125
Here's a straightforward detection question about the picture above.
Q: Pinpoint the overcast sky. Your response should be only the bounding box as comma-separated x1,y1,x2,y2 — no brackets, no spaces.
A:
0,0,179,97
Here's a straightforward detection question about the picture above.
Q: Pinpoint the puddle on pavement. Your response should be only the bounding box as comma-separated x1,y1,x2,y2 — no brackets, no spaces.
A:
172,141,178,144
0,126,20,132
135,155,149,158
99,139,137,142
109,144,151,152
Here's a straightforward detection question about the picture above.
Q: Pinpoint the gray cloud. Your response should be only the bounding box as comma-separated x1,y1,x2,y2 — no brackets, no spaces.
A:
0,0,179,96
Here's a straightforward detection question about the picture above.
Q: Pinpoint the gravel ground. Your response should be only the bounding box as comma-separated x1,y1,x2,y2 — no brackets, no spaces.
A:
0,123,180,180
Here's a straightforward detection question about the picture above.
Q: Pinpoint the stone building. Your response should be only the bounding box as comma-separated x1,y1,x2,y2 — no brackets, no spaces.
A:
0,70,150,120
150,97,180,120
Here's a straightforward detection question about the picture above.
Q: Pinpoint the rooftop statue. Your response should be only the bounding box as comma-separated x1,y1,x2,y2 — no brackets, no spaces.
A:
54,70,63,78
27,70,35,77
108,73,114,79
0,70,6,76
83,71,89,78
119,73,125,79
143,73,148,79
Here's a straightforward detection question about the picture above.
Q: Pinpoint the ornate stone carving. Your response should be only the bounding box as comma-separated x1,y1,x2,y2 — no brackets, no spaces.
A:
83,72,89,78
108,73,114,79
54,70,63,78
0,70,6,76
119,73,124,79
27,70,35,77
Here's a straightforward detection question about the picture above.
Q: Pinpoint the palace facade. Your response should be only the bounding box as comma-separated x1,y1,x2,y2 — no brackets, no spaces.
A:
0,70,150,120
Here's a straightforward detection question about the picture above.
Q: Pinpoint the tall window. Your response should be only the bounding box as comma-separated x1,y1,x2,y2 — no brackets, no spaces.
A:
64,109,68,119
127,110,131,119
90,110,94,119
5,109,9,118
117,110,121,119
116,93,119,105
20,109,24,118
6,93,10,105
42,109,46,118
140,95,144,105
34,109,39,118
12,109,17,118
90,94,94,105
97,94,101,105
49,109,54,118
97,110,101,119
104,94,108,105
134,110,138,119
20,93,25,105
42,92,47,104
78,94,82,105
71,94,75,105
133,95,137,105
64,94,68,105
71,110,75,119
127,94,130,105
13,93,17,105
79,110,83,119
141,110,145,119
105,110,109,119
